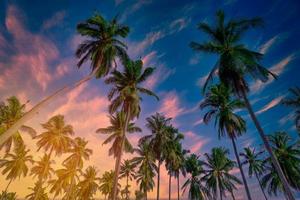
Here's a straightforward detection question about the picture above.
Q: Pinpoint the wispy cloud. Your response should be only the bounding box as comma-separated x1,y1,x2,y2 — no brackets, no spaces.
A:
185,131,210,154
193,118,203,126
256,95,285,115
42,10,66,30
158,91,185,119
259,35,279,54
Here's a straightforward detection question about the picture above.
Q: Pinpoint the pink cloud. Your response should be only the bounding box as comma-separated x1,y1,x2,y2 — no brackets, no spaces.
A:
193,118,203,126
42,11,66,30
256,95,285,115
259,35,279,54
158,91,185,119
184,131,209,154
142,51,157,66
169,17,191,33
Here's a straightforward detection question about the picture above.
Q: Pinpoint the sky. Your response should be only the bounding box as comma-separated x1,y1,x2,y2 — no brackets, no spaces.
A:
0,0,300,199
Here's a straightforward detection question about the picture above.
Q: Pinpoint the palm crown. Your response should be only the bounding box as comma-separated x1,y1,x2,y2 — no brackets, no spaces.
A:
77,166,100,200
30,153,55,181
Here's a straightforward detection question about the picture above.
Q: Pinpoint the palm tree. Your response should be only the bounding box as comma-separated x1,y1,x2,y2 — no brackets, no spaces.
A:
262,132,300,197
120,159,136,200
190,10,295,200
132,140,157,200
105,59,158,200
282,87,300,132
182,154,210,200
140,113,171,200
0,96,36,153
240,147,268,200
76,13,130,78
99,170,117,200
203,147,241,200
0,145,33,193
35,115,74,157
0,191,17,200
77,166,100,200
200,84,252,200
26,182,48,200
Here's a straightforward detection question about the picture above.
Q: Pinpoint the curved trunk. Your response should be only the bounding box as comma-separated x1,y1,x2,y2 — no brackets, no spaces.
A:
177,175,180,200
4,179,13,193
169,173,171,200
255,171,268,200
241,89,295,200
231,137,252,200
157,159,161,200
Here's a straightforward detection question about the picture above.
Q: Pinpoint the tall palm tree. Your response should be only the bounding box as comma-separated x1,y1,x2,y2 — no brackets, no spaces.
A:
0,145,33,193
77,166,100,200
35,115,74,157
0,96,36,153
262,132,300,197
25,182,49,200
140,113,171,200
76,13,130,78
240,147,268,200
99,170,117,200
182,154,210,200
132,140,157,200
282,87,300,132
120,159,136,200
190,10,295,199
203,147,241,200
200,84,252,200
105,59,158,200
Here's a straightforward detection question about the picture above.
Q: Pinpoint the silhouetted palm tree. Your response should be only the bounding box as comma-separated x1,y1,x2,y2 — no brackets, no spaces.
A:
190,10,294,200
25,182,48,200
99,170,117,200
77,166,100,200
201,84,252,200
240,147,268,200
282,87,300,133
120,159,136,200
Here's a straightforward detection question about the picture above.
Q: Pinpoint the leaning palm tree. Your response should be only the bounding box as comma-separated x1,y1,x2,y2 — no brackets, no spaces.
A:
35,115,74,157
282,87,300,132
200,84,252,200
140,113,171,200
262,131,300,197
77,166,100,200
25,182,49,200
0,96,36,153
120,159,136,200
203,147,241,200
105,59,158,200
190,10,295,199
240,147,268,200
0,145,33,193
132,140,157,200
99,170,118,200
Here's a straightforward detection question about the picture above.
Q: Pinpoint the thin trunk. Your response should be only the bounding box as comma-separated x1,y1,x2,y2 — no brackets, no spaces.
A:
145,191,148,200
241,89,295,200
231,138,252,200
255,171,268,200
177,175,180,200
230,190,236,200
169,174,171,200
112,108,131,200
157,159,161,200
126,175,129,200
4,179,13,193
219,185,223,200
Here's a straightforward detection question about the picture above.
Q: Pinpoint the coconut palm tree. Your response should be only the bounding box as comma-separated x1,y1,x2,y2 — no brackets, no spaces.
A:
282,87,300,132
203,147,241,200
262,132,300,197
0,191,17,200
105,59,158,200
25,182,49,200
0,145,33,193
140,113,171,200
77,166,100,200
76,13,130,78
200,84,252,199
99,170,117,200
190,10,295,199
35,115,74,157
240,147,268,200
0,96,36,153
120,159,136,200
132,140,157,200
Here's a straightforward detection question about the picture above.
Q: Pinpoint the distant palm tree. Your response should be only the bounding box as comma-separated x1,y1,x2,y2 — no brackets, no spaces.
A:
77,166,100,200
120,159,136,200
240,147,268,200
282,87,300,133
190,10,295,200
105,59,158,200
201,84,252,200
132,140,157,200
203,147,241,200
182,154,209,200
25,182,48,200
0,96,36,153
0,191,17,200
0,145,33,193
35,115,74,157
262,132,300,197
76,13,130,78
140,113,171,200
99,170,117,200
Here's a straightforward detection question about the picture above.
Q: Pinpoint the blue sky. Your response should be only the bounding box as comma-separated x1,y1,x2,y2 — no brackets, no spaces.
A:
0,0,300,199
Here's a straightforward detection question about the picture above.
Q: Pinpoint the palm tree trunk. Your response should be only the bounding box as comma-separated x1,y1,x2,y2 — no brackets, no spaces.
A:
145,191,148,200
219,185,223,200
157,159,161,200
230,190,236,200
255,171,268,200
241,89,295,200
126,175,129,200
231,137,252,200
169,173,171,200
4,179,13,193
177,175,180,200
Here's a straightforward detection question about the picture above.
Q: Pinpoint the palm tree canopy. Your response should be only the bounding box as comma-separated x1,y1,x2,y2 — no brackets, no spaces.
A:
77,166,100,200
35,115,74,156
282,87,300,132
190,10,275,95
240,147,265,177
76,13,130,78
99,170,119,198
120,159,136,181
30,153,55,181
96,111,142,157
200,84,246,139
105,59,159,118
26,182,49,200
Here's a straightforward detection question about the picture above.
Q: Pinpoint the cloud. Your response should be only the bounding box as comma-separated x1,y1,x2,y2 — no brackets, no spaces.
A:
184,131,209,154
259,35,279,54
256,95,285,115
189,54,201,65
158,91,185,119
193,118,203,126
197,74,209,87
279,112,294,126
42,11,66,30
121,0,152,21
169,17,191,33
